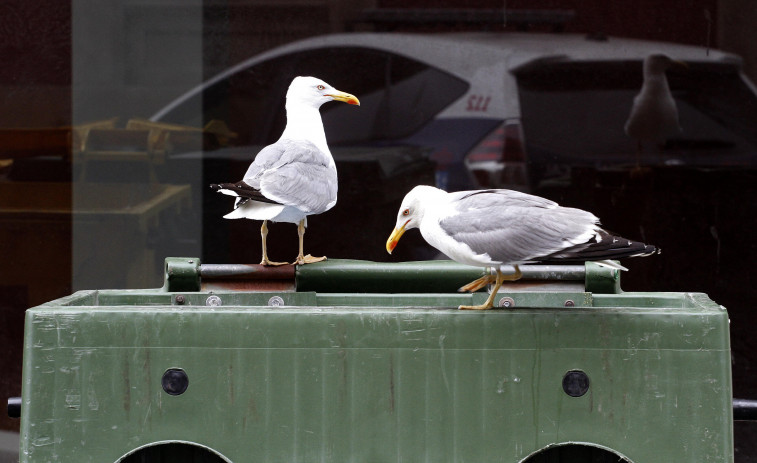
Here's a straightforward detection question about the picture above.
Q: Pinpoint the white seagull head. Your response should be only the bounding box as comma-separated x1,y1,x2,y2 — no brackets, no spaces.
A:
644,54,687,76
386,185,445,254
286,76,360,109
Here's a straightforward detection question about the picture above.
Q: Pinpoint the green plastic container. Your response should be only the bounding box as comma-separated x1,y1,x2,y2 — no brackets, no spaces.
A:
18,258,733,462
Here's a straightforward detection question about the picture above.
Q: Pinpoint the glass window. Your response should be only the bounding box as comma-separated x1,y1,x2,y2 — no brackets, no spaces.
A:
516,61,757,174
3,3,757,458
158,47,469,146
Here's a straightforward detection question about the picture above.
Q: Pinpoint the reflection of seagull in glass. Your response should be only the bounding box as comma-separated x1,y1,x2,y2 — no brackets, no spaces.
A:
211,76,359,266
624,54,687,165
386,185,658,310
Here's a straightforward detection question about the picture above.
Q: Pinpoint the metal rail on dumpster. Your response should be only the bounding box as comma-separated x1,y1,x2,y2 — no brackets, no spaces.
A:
200,263,295,292
733,399,757,421
15,394,757,423
7,396,20,418
163,258,622,294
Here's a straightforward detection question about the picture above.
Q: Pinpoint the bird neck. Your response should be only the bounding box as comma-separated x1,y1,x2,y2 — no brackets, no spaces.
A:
281,102,330,157
642,72,671,94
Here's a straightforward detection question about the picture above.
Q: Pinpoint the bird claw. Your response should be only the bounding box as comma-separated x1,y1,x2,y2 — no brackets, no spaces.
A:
458,303,495,310
293,254,327,265
260,258,288,266
458,274,496,293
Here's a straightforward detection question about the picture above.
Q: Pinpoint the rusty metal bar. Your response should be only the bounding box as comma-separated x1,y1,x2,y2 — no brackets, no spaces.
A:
199,263,295,292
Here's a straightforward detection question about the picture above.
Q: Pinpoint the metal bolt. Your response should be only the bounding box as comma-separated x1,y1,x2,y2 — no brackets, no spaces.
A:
162,368,189,396
562,370,590,397
564,299,575,307
175,295,185,305
268,296,285,306
498,297,515,308
206,295,222,307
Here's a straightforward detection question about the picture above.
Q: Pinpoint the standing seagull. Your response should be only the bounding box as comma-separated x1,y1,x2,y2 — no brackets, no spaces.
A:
624,54,686,165
386,186,658,310
211,76,359,265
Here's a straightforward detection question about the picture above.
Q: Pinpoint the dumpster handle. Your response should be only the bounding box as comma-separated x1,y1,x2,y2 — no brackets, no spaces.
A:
7,396,20,418
733,398,757,420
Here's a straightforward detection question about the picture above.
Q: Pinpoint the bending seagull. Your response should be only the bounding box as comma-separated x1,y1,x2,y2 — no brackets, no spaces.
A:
386,185,658,310
625,54,686,165
211,76,359,265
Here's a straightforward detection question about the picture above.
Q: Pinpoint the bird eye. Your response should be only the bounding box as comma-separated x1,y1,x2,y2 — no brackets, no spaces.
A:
402,209,409,216
317,85,325,90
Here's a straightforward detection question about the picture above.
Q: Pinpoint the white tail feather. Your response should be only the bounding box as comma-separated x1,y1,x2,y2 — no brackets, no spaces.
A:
223,202,285,220
216,188,241,197
594,260,629,271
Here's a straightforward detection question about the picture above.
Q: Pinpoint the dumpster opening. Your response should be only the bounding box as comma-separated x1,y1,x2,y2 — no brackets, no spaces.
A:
521,443,632,462
117,441,231,463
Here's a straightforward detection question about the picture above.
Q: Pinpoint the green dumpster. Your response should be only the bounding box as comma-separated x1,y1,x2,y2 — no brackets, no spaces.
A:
17,258,732,462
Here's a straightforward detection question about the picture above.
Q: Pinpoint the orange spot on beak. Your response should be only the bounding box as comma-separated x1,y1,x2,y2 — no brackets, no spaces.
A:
386,220,409,254
327,90,360,106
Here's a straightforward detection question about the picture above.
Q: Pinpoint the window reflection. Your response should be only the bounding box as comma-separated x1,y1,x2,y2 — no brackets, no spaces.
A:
1,3,757,453
516,60,757,177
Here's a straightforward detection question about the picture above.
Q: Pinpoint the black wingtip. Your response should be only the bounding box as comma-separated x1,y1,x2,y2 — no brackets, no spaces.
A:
542,230,660,264
208,181,281,205
644,244,661,256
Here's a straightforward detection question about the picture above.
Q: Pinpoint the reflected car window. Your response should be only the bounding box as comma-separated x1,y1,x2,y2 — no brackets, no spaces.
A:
158,47,469,148
515,61,757,175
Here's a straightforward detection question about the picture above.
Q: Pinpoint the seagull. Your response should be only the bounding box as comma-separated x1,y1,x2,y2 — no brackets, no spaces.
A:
625,54,686,165
211,76,359,266
386,185,658,310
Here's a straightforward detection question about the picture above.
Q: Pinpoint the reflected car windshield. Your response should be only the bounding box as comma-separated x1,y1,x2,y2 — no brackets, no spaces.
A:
159,46,469,147
515,60,757,167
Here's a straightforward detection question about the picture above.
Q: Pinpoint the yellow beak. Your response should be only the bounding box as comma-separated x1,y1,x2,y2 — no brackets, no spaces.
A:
327,90,360,106
386,222,408,254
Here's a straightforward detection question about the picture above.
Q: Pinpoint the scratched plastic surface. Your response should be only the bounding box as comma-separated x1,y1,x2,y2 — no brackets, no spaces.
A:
19,284,732,463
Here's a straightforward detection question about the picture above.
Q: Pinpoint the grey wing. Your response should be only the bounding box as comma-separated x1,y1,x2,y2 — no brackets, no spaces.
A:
247,139,337,214
259,162,337,214
241,144,282,189
440,190,598,263
242,139,325,189
448,189,559,209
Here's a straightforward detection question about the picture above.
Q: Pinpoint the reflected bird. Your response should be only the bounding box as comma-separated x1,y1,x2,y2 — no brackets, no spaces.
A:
386,186,658,310
625,54,686,165
211,76,359,265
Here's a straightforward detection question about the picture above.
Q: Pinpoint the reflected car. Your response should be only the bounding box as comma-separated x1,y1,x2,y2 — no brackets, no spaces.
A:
153,32,757,193
151,32,757,263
